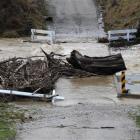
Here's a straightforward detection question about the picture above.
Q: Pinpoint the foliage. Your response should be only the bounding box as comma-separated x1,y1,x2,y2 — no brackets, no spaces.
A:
0,0,47,37
98,0,140,31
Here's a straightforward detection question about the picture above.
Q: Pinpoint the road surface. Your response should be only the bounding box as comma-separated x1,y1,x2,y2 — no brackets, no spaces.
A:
46,0,100,41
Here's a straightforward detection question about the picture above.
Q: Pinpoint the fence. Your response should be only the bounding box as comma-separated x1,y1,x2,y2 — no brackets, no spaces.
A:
108,29,137,42
31,29,55,44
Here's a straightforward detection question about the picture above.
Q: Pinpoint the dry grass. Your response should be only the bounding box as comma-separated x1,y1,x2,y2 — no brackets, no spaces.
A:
98,0,140,31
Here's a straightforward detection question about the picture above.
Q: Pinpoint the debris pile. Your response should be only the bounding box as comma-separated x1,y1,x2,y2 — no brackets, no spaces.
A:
0,50,126,95
0,50,95,94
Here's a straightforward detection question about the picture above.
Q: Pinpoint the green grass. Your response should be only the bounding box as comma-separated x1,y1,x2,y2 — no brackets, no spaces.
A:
0,0,47,37
0,103,26,140
135,116,140,127
128,107,140,128
0,121,16,140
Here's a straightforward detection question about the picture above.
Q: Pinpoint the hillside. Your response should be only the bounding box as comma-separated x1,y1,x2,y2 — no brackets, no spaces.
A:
98,0,140,31
0,0,47,37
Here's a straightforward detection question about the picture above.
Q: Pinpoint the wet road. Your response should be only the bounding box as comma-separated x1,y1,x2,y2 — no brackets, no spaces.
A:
46,0,99,41
17,104,139,140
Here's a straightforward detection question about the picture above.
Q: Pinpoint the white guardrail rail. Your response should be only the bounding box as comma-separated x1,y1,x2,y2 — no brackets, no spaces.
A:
31,29,55,44
108,29,137,42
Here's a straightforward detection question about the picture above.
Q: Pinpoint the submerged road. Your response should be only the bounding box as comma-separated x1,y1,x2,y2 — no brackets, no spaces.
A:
16,43,139,140
46,0,99,41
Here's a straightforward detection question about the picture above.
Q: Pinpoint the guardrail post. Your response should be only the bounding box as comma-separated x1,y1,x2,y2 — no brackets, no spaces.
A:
31,29,35,41
31,29,55,44
108,31,111,42
121,71,127,95
127,30,130,41
108,29,137,42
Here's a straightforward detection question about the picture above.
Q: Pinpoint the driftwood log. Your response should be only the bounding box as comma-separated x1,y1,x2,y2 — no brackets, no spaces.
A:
66,50,127,75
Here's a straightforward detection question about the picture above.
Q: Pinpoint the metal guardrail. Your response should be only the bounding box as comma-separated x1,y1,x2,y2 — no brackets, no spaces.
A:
108,29,137,42
31,29,55,44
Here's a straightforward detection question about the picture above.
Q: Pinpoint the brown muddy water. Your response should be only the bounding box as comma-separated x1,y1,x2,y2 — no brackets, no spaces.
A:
111,45,140,99
0,39,140,139
55,76,117,106
0,39,140,140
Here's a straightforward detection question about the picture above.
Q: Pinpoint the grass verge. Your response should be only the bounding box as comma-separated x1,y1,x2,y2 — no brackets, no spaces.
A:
0,0,47,37
0,103,26,140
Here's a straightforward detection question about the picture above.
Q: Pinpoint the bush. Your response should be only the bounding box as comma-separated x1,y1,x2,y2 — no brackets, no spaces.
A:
0,0,47,37
2,30,20,38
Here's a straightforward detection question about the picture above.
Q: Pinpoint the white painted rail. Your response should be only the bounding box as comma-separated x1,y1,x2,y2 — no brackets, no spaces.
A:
108,29,137,42
31,29,55,44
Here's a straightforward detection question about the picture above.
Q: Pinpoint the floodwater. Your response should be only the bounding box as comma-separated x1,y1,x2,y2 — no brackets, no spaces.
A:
0,40,140,139
111,46,140,99
55,76,116,106
0,39,133,140
11,42,140,140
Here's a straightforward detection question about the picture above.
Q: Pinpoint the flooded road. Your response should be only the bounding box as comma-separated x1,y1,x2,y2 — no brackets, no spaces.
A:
0,39,140,139
111,45,140,97
55,77,116,106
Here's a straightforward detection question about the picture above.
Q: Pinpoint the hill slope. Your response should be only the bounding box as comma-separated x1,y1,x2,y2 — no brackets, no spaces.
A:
0,0,47,37
98,0,140,31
